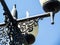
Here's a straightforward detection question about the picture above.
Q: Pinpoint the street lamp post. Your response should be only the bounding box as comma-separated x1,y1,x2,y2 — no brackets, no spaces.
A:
0,0,60,45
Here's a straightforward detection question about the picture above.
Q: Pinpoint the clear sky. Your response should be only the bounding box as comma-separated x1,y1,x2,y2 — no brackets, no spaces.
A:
0,0,60,45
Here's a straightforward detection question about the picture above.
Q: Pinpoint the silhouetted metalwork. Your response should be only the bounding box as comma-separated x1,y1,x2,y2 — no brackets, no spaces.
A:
0,0,58,45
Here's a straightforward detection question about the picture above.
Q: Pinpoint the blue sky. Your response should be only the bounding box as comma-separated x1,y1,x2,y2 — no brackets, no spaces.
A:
0,0,60,45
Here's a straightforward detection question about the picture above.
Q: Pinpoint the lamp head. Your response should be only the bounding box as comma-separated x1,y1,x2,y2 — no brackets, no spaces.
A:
39,0,60,13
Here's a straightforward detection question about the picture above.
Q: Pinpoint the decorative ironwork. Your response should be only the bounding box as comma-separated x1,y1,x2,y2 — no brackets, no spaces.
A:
0,26,10,45
18,19,38,34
